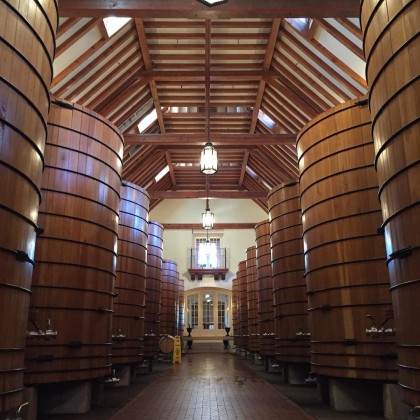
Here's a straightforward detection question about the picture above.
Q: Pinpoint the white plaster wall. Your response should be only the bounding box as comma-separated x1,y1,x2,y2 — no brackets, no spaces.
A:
150,198,268,291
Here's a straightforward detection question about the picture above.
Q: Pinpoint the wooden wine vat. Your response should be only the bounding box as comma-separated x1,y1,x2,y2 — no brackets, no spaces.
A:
112,182,149,365
268,182,310,364
25,99,124,385
143,221,164,358
0,0,58,413
246,246,260,353
361,0,420,405
297,97,397,381
255,221,275,358
232,276,239,347
178,277,185,337
238,260,248,350
161,260,179,337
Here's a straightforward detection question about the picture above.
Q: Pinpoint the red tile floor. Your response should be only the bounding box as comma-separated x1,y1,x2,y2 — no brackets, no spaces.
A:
110,353,315,420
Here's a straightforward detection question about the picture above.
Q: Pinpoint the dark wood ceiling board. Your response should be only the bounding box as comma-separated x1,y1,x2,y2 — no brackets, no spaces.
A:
250,150,289,185
315,18,364,60
262,92,304,132
123,144,156,169
98,77,150,119
263,90,307,131
56,18,100,58
260,145,298,179
274,49,345,105
131,155,167,186
113,90,154,128
257,97,297,134
123,150,159,180
266,78,322,117
84,54,144,109
59,1,360,19
270,60,332,111
52,27,137,97
282,22,367,90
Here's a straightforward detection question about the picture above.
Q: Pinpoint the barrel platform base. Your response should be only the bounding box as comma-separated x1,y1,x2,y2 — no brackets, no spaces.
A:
286,363,311,385
329,377,383,414
383,384,411,420
115,366,131,387
38,381,92,414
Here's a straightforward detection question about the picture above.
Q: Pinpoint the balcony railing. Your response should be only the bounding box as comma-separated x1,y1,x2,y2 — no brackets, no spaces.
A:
188,247,229,280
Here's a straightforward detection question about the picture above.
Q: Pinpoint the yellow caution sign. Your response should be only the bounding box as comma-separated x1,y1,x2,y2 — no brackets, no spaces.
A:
173,335,182,364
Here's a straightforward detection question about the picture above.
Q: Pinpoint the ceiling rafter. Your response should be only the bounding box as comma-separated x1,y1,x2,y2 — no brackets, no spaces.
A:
284,20,367,88
249,18,281,134
135,18,166,134
53,28,136,97
315,18,364,60
55,18,100,58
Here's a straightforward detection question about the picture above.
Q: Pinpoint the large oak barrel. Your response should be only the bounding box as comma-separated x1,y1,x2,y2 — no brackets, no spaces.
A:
246,246,259,353
232,276,239,347
297,97,397,381
161,260,179,337
112,182,149,365
25,99,124,384
361,0,420,405
0,0,58,413
143,221,164,358
237,260,248,350
268,182,310,365
255,221,275,358
178,277,185,337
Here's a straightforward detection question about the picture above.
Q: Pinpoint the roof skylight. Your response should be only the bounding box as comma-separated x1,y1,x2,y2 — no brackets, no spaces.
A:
138,109,158,133
103,17,131,37
155,166,170,183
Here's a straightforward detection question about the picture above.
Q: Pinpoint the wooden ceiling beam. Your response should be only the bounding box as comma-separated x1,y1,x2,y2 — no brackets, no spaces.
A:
58,1,360,19
124,133,297,145
162,223,258,230
165,152,177,189
135,18,166,134
148,190,268,199
249,18,281,134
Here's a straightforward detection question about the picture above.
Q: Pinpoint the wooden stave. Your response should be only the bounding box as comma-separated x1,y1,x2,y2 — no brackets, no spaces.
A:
232,276,240,347
297,97,397,380
0,0,58,412
237,261,248,350
160,260,179,337
26,100,123,384
255,220,275,357
113,182,149,365
144,221,163,358
246,246,260,353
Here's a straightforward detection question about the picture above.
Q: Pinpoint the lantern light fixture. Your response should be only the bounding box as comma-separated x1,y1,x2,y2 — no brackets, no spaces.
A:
200,142,218,175
202,198,214,229
196,0,228,7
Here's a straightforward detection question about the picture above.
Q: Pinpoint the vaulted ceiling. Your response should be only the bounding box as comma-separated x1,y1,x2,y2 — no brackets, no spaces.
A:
55,0,365,211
